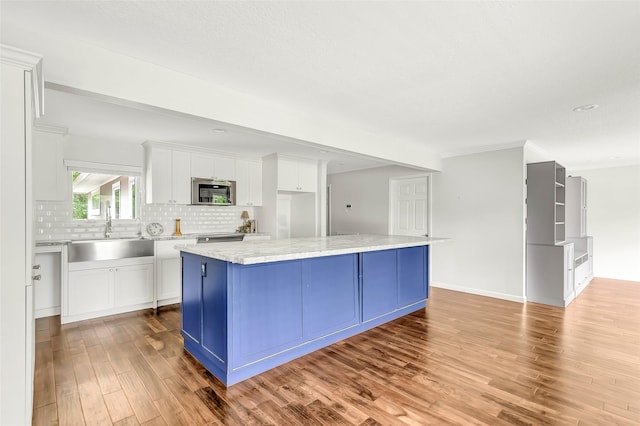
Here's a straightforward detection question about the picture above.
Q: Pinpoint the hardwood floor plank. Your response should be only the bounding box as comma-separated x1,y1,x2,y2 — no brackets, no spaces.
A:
77,381,112,426
33,278,640,425
56,382,85,426
129,354,172,401
163,375,216,424
103,389,135,423
92,361,122,395
152,395,195,426
117,370,161,424
33,340,56,408
32,402,58,426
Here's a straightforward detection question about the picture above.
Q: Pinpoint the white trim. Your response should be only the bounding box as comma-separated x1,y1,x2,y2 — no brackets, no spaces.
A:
64,160,142,176
0,44,42,68
0,45,44,118
441,140,527,159
431,281,526,303
142,140,264,161
34,123,68,135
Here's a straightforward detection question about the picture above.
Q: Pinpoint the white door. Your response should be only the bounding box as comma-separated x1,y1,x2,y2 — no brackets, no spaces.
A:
389,176,430,236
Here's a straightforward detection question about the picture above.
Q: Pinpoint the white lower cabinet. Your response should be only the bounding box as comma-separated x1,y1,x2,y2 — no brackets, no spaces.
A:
155,239,196,306
64,256,154,324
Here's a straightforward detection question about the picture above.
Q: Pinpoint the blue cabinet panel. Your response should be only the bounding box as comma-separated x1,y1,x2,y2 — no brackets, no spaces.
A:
362,250,398,321
231,261,303,367
201,259,227,368
302,254,358,338
181,254,203,344
397,246,428,307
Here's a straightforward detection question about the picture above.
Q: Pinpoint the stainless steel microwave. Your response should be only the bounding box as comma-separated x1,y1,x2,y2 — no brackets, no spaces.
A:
191,178,236,206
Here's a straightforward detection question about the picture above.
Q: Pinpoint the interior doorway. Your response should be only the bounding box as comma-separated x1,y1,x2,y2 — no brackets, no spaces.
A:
389,175,431,236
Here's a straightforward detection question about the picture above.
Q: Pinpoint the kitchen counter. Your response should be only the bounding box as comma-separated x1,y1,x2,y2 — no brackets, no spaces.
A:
178,234,446,265
180,233,441,385
147,232,269,241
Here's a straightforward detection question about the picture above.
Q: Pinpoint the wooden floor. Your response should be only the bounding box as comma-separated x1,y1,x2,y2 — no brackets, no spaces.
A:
33,277,640,425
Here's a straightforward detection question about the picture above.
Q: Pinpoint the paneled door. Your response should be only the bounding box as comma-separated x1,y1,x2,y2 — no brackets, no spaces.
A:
389,175,430,236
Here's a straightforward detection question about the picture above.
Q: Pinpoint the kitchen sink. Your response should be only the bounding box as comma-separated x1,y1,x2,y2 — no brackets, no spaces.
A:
69,238,154,262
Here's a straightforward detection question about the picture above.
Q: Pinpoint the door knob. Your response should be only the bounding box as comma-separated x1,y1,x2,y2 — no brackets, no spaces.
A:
32,264,41,270
33,275,42,281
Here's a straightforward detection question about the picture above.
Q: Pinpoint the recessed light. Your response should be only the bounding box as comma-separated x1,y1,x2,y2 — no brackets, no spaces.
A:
212,128,226,133
573,104,599,112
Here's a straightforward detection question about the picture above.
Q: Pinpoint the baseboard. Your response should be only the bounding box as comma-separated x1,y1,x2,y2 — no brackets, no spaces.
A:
431,282,525,303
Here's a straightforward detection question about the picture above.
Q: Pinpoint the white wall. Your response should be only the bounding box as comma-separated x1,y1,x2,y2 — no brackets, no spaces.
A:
568,165,640,282
432,147,526,302
328,165,424,235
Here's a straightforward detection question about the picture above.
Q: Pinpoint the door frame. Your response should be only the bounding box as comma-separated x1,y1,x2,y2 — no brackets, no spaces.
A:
388,174,432,236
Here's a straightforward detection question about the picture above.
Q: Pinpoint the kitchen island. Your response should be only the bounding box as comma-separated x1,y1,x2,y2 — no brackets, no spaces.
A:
178,234,444,386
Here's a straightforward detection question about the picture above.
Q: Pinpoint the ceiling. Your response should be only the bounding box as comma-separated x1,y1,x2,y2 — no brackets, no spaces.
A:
2,1,639,171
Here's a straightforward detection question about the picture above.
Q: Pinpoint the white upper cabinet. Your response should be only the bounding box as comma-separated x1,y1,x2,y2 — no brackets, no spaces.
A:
190,154,214,179
145,146,190,204
236,159,263,206
278,158,317,192
190,153,236,181
215,157,236,181
33,126,67,201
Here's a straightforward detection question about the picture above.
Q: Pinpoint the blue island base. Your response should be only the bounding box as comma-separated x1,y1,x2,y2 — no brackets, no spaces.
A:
181,245,429,386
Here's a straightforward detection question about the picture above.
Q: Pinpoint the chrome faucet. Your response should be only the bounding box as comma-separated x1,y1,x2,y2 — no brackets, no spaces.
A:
105,200,112,238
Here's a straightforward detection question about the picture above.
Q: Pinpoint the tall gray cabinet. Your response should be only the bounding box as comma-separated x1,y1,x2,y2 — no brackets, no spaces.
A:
526,162,593,307
526,161,573,307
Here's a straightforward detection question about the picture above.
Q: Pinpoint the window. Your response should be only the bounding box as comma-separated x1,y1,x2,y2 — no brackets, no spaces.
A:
72,171,138,220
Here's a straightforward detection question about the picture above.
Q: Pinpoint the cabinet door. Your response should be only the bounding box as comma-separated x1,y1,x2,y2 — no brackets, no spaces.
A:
34,252,61,318
235,160,250,206
248,160,263,206
297,161,317,193
114,263,153,307
172,150,191,204
33,131,66,201
191,154,214,179
181,254,203,345
149,148,173,203
237,159,263,206
397,246,428,306
277,158,299,191
362,250,398,322
214,156,236,180
157,257,181,301
231,261,303,366
563,244,574,299
68,268,113,316
201,259,227,369
302,254,358,339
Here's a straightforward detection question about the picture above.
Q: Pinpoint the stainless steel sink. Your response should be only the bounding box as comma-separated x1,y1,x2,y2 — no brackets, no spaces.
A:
69,238,154,262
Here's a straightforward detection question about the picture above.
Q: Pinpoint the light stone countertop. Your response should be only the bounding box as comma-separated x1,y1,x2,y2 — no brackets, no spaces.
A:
177,234,448,265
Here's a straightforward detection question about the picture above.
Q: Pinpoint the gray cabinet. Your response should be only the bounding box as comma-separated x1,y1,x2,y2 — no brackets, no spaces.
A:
526,243,575,307
526,161,566,245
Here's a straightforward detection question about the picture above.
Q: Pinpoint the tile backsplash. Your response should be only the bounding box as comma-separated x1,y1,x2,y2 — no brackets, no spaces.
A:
34,201,254,241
